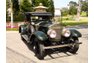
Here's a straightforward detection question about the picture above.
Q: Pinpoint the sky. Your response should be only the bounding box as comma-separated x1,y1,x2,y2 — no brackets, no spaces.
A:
53,0,78,8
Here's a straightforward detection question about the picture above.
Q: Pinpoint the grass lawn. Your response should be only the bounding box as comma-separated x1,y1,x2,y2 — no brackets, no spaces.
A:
6,28,18,31
61,16,88,26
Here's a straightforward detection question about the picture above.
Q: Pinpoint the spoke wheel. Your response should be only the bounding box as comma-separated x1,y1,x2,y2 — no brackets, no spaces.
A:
34,38,45,60
69,38,79,54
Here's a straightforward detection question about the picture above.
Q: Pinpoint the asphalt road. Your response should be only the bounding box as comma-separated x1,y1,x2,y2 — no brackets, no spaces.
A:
6,28,88,63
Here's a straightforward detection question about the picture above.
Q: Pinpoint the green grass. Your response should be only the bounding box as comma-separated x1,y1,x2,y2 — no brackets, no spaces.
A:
81,11,87,17
6,28,18,31
62,21,88,26
61,17,88,26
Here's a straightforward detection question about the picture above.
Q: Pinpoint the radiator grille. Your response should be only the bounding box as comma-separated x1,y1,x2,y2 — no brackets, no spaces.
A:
49,23,63,40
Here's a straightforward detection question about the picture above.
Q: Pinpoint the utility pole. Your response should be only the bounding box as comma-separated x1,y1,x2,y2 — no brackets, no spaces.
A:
10,0,13,28
77,0,81,21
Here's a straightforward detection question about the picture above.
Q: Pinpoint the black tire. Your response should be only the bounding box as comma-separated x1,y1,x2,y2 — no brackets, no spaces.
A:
34,38,45,60
69,38,79,54
19,26,21,33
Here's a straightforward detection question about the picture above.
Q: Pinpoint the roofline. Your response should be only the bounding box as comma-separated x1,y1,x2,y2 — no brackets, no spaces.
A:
25,12,52,16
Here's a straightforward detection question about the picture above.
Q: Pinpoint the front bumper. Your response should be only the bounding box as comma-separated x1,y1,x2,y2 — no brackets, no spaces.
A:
43,42,82,49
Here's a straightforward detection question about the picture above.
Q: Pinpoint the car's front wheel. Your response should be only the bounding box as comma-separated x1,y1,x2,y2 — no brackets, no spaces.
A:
69,38,79,54
34,38,45,60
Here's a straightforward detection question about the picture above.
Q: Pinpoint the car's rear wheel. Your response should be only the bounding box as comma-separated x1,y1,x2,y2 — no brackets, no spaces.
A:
69,38,79,54
34,38,45,60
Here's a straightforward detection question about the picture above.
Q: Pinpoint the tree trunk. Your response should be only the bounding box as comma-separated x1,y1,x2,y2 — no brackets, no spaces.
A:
10,0,13,28
77,0,81,21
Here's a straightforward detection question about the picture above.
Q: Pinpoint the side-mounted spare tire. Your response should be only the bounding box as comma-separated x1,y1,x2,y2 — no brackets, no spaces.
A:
19,25,27,35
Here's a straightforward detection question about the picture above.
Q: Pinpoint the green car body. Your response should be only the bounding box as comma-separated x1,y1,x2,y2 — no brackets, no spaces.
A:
19,12,82,60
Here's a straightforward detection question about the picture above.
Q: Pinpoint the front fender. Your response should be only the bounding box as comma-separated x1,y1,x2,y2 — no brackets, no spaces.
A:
69,29,82,37
33,31,48,41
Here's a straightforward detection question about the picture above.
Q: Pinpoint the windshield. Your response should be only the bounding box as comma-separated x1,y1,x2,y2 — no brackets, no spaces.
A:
30,16,50,21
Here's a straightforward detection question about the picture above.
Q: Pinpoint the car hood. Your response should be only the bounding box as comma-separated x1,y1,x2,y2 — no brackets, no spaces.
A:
39,21,63,29
39,21,52,27
48,22,63,29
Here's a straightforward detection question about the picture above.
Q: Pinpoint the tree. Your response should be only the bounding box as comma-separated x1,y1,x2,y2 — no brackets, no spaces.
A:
6,0,10,10
11,0,19,13
68,1,77,15
31,0,54,16
6,0,11,21
69,6,77,15
47,0,54,16
61,7,69,16
81,0,88,16
81,1,88,12
21,0,32,12
69,1,77,6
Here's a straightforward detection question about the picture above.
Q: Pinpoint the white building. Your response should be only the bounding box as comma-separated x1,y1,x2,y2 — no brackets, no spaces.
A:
54,8,61,21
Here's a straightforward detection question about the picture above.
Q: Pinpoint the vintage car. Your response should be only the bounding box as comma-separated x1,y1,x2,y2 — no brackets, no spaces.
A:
19,12,82,59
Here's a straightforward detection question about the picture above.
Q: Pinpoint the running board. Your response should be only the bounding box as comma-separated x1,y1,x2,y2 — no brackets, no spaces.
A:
43,42,82,49
22,35,29,43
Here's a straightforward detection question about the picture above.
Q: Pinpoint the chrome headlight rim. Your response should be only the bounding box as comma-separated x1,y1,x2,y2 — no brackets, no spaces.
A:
47,29,57,38
62,28,71,37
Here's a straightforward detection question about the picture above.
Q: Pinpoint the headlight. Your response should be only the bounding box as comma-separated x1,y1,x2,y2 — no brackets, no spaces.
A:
47,29,57,38
62,29,71,37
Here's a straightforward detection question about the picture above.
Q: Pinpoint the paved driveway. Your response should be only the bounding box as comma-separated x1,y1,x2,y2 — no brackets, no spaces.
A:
6,28,88,63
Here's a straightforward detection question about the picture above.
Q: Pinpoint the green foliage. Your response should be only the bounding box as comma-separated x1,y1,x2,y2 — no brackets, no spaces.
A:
21,0,32,12
12,0,19,13
13,12,25,22
6,0,11,21
81,1,88,12
62,16,75,21
62,11,68,16
81,1,88,16
69,1,77,6
47,0,54,16
68,1,77,15
32,0,41,6
6,0,10,10
6,12,25,22
6,16,11,21
69,6,77,15
81,11,87,17
61,7,69,16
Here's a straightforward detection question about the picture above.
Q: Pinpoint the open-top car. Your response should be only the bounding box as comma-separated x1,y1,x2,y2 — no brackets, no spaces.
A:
19,3,82,60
